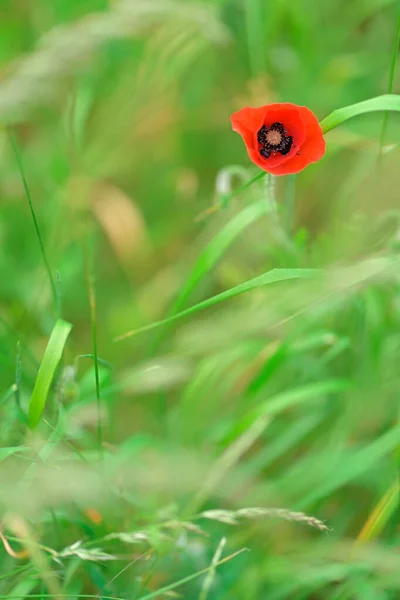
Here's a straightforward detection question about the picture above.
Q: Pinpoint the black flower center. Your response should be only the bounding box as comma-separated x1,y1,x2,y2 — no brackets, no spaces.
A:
257,122,293,159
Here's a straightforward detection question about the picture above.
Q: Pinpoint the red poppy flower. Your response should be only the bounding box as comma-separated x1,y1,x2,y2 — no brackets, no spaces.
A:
230,103,325,176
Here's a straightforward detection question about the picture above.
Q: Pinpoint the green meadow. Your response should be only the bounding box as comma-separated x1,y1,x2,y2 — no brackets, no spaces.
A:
1,1,400,598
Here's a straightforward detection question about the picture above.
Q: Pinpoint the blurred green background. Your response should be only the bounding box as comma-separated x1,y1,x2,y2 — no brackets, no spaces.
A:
1,0,400,598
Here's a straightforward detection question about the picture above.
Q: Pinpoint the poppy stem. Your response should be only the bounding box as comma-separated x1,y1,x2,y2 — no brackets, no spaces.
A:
265,174,297,256
265,174,280,232
265,173,276,214
284,174,297,235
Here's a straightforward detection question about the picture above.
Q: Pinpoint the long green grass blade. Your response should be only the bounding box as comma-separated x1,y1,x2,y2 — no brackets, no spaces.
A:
253,379,351,420
28,319,73,428
220,170,266,205
8,132,60,316
138,548,247,600
115,268,316,341
299,423,400,508
199,537,226,600
227,380,350,442
321,94,400,133
1,384,17,407
175,199,268,311
245,0,265,78
379,6,400,151
149,198,268,352
84,241,103,454
0,446,29,462
356,479,400,543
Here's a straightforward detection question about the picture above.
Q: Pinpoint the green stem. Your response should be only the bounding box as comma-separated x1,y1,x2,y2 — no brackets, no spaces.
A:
84,238,103,457
379,5,400,153
221,170,266,205
244,0,265,78
265,174,297,256
15,341,22,411
8,132,60,317
285,174,297,235
320,94,400,134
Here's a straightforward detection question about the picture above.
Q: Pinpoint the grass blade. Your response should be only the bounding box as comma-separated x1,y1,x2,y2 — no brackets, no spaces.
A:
28,319,73,428
196,170,266,221
115,268,316,341
149,198,269,352
379,6,400,152
199,537,226,600
218,170,266,206
245,0,265,78
299,423,400,508
137,548,248,600
84,241,103,454
356,478,400,543
321,94,400,134
252,379,351,420
8,131,59,316
0,447,29,462
0,384,17,407
175,199,268,311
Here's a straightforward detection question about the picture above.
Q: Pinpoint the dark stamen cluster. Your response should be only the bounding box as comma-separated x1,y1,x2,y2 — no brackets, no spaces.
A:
257,122,293,159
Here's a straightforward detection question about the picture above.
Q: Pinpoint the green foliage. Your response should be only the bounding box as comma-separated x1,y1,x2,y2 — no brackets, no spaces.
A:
28,319,73,427
321,94,400,133
1,1,400,599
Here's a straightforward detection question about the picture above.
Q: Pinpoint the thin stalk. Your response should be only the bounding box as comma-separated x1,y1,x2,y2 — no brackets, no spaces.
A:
137,548,247,600
379,6,400,154
15,341,22,411
284,174,297,235
8,132,59,317
0,315,39,368
14,340,28,424
221,170,266,204
84,239,103,456
56,271,63,318
0,384,17,407
265,174,296,255
196,170,266,222
244,0,265,78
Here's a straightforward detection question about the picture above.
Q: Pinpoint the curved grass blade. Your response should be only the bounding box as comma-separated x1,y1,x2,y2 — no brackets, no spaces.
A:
380,6,400,152
225,379,351,445
356,478,400,543
0,447,29,462
8,132,59,317
115,268,316,341
252,379,351,420
77,354,112,369
321,94,400,134
138,547,248,600
28,319,73,428
176,199,269,310
149,198,269,352
299,423,400,508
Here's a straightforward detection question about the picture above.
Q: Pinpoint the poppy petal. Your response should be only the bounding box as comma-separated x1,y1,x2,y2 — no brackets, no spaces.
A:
231,102,325,176
230,106,267,136
266,107,325,175
230,106,267,147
